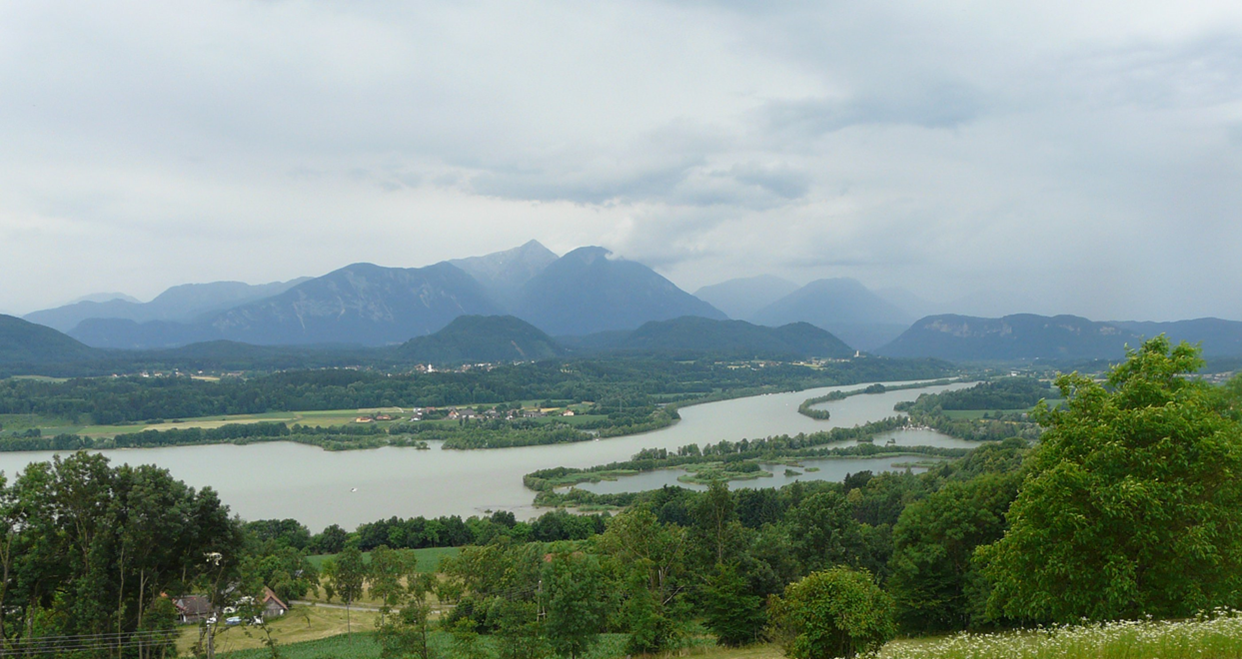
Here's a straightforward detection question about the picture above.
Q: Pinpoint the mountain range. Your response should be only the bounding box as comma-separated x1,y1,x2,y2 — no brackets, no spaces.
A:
15,241,1242,363
0,312,854,373
26,279,309,333
34,242,726,350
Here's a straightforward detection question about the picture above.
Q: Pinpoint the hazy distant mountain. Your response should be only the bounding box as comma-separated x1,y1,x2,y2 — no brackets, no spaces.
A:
202,262,501,346
0,314,100,365
71,263,501,348
448,240,559,309
516,246,727,336
396,315,564,364
69,292,142,305
69,318,212,350
750,278,913,351
693,275,800,320
877,314,1145,361
568,316,854,358
27,279,309,332
1111,318,1242,357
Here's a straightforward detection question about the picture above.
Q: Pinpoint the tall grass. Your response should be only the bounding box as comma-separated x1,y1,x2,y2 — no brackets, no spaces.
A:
880,609,1242,659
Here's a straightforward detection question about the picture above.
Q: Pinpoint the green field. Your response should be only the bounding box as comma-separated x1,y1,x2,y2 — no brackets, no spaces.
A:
8,403,606,440
307,546,461,573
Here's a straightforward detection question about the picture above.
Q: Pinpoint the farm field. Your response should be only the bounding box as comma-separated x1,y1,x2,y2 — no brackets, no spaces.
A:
177,604,379,656
5,403,607,439
306,546,461,574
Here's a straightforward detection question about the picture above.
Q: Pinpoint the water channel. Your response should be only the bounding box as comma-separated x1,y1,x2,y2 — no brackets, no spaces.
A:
0,381,973,530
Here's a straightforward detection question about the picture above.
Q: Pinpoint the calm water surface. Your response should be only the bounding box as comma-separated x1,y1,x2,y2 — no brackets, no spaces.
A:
0,381,971,530
576,454,949,495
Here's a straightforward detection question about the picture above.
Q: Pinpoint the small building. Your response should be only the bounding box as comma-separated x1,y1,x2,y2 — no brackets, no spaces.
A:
173,595,214,624
260,587,289,619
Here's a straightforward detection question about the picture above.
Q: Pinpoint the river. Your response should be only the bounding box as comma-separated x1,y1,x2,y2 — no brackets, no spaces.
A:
0,381,972,530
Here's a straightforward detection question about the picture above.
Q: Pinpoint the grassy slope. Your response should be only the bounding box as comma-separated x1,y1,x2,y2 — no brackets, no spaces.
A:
178,604,380,656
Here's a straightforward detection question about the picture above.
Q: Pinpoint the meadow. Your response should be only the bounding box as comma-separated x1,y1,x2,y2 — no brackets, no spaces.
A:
199,611,1242,659
876,611,1242,659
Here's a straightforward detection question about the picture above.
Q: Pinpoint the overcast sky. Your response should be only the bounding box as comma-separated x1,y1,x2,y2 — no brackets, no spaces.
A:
2,1,1240,321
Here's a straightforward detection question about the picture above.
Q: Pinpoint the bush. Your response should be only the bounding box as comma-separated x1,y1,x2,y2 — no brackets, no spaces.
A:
769,568,895,659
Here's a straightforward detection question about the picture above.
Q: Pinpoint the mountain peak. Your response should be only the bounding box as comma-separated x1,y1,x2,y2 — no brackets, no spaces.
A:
448,241,560,309
562,245,612,265
516,249,726,336
750,277,912,350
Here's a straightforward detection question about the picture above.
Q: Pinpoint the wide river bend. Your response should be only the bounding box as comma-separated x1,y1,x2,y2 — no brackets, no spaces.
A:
0,381,971,530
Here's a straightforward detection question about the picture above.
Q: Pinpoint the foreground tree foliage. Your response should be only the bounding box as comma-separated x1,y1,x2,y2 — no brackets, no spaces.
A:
0,452,242,658
978,337,1242,623
769,567,896,659
887,471,1021,632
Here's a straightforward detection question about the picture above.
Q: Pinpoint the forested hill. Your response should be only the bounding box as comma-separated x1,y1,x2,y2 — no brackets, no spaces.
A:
395,315,564,363
0,314,102,366
566,316,856,359
876,314,1146,361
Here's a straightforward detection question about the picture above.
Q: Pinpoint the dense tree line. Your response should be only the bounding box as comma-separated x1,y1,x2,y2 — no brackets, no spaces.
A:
896,376,1053,413
0,357,951,426
0,422,423,453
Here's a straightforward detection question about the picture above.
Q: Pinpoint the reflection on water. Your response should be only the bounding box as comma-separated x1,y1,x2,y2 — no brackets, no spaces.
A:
0,380,972,529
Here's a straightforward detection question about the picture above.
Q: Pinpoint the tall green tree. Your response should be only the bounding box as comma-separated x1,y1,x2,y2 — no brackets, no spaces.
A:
701,563,766,647
887,471,1021,632
369,545,417,625
543,552,605,659
378,573,438,659
690,481,743,567
786,491,863,573
598,508,688,655
323,545,367,635
978,337,1242,623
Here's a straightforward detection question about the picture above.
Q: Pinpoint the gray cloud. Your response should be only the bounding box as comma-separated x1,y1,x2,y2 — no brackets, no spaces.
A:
1,1,1241,321
761,83,987,136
